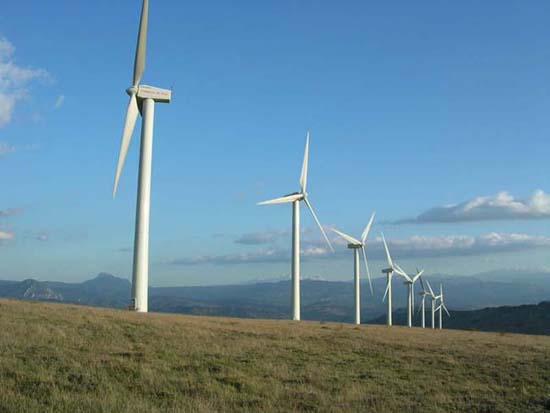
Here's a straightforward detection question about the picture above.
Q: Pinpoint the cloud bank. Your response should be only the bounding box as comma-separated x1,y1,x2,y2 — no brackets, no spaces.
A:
0,207,23,217
394,190,550,224
0,37,49,127
0,230,14,241
234,230,288,245
166,232,550,265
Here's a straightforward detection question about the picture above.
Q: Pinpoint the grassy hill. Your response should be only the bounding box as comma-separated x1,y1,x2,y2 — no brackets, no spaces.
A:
0,299,549,412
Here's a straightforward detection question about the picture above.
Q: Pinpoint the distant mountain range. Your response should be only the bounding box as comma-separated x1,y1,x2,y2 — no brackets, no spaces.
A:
0,270,549,334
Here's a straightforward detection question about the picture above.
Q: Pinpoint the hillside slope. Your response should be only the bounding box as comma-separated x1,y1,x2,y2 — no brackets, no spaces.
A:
0,299,549,412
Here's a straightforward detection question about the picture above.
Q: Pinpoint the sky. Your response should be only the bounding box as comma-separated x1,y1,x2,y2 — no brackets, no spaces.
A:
1,1,550,286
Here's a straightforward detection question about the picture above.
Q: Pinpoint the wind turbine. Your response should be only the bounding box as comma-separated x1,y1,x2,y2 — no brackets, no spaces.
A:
381,234,404,327
417,276,429,328
435,284,451,330
394,267,424,328
257,132,333,321
426,280,439,329
331,213,375,325
112,0,171,313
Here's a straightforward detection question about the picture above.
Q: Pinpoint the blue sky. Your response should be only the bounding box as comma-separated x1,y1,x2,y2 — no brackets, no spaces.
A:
1,1,550,285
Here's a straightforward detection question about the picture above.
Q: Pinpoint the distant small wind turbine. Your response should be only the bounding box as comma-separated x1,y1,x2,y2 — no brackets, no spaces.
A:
426,280,439,329
394,266,424,328
435,284,451,330
257,132,333,321
331,212,375,325
417,276,429,328
112,0,172,313
381,234,405,327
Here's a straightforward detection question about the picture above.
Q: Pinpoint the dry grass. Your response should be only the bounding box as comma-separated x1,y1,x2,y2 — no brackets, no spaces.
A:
0,299,549,412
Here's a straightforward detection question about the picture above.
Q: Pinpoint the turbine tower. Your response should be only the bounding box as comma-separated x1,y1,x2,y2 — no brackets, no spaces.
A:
417,276,429,328
331,212,375,325
435,284,451,330
112,0,171,312
257,132,333,321
394,267,424,328
381,234,403,327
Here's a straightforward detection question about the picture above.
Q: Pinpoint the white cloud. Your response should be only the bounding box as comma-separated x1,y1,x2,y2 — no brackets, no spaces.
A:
53,95,64,109
0,37,49,127
235,229,288,245
0,142,15,156
0,230,14,241
166,232,550,265
383,233,550,257
0,207,22,217
394,190,550,224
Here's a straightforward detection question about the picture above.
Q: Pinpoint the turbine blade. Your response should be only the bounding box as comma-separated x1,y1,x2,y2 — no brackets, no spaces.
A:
303,197,334,252
361,246,373,296
443,303,451,317
380,233,393,268
413,269,424,282
416,298,423,315
113,93,139,197
382,280,390,302
331,228,361,245
133,0,149,86
426,280,435,297
419,276,425,292
411,283,415,310
361,212,375,244
394,264,412,282
257,193,302,205
299,132,309,193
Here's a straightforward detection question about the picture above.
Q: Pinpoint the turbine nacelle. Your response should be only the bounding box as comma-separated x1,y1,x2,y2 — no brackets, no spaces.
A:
126,85,172,103
330,212,376,297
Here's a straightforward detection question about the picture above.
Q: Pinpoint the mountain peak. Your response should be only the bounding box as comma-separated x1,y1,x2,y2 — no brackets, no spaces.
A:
95,273,118,280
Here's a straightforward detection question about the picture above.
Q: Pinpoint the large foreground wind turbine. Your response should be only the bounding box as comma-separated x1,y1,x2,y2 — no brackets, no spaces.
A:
331,213,375,325
112,0,171,312
394,267,424,328
258,132,333,321
381,234,404,326
435,284,451,330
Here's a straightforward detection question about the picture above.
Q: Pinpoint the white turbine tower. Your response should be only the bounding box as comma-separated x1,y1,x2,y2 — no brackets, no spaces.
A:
257,132,333,321
435,284,451,330
426,280,439,329
417,276,429,328
112,0,171,313
394,267,424,328
331,213,375,325
381,234,404,327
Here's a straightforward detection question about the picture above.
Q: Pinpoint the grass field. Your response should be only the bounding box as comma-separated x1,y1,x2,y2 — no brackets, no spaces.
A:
0,299,549,412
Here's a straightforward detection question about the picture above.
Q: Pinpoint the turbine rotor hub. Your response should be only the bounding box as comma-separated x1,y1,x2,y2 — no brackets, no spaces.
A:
126,86,138,96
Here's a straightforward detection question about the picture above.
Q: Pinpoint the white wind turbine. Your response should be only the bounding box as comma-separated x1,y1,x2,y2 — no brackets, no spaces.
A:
394,267,424,328
112,0,171,312
417,276,429,328
381,234,405,327
426,280,439,329
331,213,375,325
257,132,333,321
435,283,451,330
